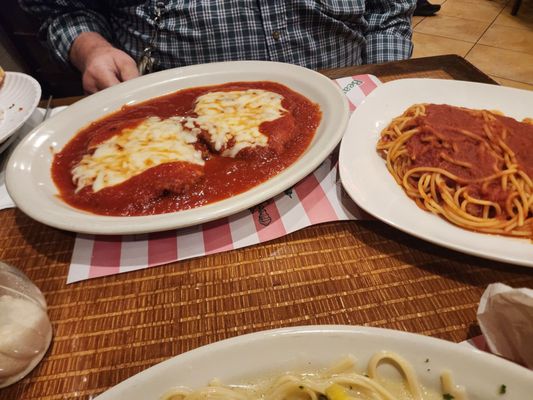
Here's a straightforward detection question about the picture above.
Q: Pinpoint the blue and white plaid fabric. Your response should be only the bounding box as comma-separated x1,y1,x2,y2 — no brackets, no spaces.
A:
20,0,415,70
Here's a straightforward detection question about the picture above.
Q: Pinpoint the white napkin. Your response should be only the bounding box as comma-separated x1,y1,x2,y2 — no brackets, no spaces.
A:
477,283,533,369
0,107,67,210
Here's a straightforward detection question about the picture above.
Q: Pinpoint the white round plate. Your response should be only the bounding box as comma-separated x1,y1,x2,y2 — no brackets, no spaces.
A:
6,61,348,235
94,326,533,400
339,78,533,268
0,72,41,147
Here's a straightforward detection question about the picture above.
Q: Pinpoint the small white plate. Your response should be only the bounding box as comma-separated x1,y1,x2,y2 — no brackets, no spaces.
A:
5,61,348,235
94,326,533,400
339,79,533,268
0,72,41,147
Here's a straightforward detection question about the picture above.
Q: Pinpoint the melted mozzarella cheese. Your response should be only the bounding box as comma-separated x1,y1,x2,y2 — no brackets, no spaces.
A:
193,89,286,157
71,89,287,192
72,116,204,192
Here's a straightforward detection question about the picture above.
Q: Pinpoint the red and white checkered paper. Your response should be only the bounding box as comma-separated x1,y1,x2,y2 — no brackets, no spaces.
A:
67,74,381,283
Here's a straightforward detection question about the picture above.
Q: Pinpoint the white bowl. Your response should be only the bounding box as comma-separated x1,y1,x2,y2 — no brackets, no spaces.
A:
0,72,41,148
6,61,348,234
94,326,533,400
340,78,533,268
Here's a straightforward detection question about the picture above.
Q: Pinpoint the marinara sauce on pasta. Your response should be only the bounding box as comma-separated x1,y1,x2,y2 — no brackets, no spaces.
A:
377,103,533,239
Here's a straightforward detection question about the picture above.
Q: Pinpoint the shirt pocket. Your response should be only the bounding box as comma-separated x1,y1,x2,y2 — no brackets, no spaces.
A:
315,0,365,25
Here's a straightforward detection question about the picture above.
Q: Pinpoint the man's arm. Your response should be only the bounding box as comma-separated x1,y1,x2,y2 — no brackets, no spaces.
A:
363,0,415,64
19,0,138,93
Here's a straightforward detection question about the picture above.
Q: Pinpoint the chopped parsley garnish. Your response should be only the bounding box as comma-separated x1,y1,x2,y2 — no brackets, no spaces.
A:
443,394,455,400
499,384,507,394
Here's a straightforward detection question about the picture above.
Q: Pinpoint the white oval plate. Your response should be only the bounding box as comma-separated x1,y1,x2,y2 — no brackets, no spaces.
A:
339,79,533,268
94,326,533,400
6,61,348,235
0,72,41,146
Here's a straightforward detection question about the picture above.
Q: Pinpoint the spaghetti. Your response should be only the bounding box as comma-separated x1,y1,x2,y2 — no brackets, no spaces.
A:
376,103,533,239
161,352,466,400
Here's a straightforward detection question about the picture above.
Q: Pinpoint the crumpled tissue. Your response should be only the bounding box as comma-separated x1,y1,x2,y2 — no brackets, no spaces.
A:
477,282,533,369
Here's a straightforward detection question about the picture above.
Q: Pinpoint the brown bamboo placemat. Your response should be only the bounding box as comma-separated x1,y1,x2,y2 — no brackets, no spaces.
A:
1,57,531,400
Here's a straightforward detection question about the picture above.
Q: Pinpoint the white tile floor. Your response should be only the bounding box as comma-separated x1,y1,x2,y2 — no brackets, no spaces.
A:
412,0,533,90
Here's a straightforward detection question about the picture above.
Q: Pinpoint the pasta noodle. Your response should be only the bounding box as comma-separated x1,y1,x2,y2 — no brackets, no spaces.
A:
161,351,467,400
376,103,533,239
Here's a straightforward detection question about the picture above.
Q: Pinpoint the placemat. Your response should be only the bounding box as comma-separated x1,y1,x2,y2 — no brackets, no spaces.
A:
4,216,532,400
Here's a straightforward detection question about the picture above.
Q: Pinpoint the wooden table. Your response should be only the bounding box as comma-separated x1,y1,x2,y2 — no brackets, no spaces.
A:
1,55,532,400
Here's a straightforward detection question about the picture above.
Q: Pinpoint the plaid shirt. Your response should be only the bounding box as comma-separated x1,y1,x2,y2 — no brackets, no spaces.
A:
21,0,415,71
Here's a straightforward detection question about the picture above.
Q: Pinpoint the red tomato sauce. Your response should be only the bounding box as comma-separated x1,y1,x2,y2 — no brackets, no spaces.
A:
405,104,533,216
406,104,502,181
52,82,321,216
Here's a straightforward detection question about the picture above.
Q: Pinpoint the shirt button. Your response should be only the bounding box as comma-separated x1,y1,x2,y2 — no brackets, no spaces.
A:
272,31,281,40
